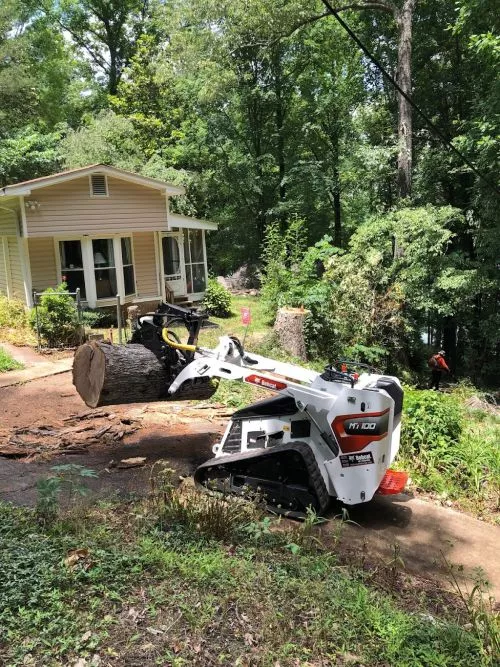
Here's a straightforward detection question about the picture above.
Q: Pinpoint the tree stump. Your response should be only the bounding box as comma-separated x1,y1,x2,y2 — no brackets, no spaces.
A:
72,341,217,408
273,307,310,360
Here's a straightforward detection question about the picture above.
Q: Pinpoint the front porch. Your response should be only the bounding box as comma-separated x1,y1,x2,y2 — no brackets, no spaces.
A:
26,222,216,311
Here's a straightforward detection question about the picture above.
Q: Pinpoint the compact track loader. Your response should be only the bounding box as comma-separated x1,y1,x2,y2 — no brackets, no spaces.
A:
132,303,406,518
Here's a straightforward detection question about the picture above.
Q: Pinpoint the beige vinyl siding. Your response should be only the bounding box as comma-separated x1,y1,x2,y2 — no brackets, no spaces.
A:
132,232,160,298
28,237,58,292
0,207,18,236
25,176,168,237
6,237,24,299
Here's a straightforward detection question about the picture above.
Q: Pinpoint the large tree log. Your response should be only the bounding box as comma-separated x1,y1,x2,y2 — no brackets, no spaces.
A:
273,307,310,361
73,341,217,408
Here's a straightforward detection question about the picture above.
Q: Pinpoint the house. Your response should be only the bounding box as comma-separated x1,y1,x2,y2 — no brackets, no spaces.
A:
0,164,217,311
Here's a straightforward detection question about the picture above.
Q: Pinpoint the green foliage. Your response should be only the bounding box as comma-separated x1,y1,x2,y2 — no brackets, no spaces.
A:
29,283,82,348
399,389,499,514
0,126,62,186
0,346,23,372
260,217,310,318
60,110,146,172
81,307,116,329
401,390,464,455
201,278,232,318
0,295,29,329
0,0,497,377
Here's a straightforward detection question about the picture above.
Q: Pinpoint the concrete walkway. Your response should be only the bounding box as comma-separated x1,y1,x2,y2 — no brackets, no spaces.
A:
0,343,73,388
338,494,500,600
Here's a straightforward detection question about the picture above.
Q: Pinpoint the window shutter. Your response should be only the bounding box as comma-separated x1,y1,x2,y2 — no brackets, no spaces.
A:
90,174,108,196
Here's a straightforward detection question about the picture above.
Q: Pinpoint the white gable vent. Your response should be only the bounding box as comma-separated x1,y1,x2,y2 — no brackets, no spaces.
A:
90,173,108,197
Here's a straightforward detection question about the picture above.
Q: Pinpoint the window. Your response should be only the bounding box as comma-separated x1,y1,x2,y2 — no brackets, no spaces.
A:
58,236,135,305
121,237,135,295
183,229,206,293
60,240,86,299
162,236,181,278
93,239,117,299
90,174,108,197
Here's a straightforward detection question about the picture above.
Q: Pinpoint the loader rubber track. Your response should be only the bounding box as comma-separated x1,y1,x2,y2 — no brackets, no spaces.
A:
194,441,330,520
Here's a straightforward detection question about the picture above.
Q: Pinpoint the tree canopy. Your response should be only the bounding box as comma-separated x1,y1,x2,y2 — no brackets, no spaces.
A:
0,0,498,381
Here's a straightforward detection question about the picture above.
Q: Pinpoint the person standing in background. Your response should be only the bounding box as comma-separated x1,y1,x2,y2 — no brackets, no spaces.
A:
428,350,450,390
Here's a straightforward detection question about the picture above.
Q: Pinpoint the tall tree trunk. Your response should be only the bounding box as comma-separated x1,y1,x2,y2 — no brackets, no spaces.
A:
273,49,287,224
395,0,416,199
320,1,417,198
333,166,341,246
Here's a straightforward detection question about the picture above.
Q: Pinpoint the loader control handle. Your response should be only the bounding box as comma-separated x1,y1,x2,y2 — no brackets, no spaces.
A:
321,365,355,387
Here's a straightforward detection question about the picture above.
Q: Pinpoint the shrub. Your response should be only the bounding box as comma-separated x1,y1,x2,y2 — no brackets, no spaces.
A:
0,294,29,329
202,278,232,317
401,390,463,455
29,283,82,347
81,307,116,329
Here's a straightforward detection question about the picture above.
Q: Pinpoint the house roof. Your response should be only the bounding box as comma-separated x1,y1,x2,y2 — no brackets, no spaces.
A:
0,164,185,197
169,212,218,231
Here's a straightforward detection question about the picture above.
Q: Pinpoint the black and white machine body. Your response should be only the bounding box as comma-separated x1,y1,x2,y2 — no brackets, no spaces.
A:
131,303,405,518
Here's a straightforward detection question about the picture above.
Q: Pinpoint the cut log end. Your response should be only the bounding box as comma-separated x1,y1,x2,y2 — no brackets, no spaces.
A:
73,341,106,408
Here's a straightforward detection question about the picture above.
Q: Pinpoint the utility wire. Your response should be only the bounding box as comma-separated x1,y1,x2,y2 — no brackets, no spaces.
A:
319,0,500,196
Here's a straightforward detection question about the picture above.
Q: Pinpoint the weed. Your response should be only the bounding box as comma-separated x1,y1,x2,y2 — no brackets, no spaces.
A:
149,464,259,541
286,506,327,554
443,555,499,665
244,516,274,540
0,346,23,372
36,464,97,524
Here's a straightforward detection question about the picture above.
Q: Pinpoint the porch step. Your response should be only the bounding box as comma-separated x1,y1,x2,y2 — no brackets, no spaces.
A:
174,296,193,308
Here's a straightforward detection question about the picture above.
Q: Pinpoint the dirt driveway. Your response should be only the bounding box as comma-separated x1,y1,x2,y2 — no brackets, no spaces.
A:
1,370,499,600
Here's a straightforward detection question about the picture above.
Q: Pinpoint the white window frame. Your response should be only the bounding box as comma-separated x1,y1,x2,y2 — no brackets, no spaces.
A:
89,174,109,198
120,237,136,298
54,235,137,308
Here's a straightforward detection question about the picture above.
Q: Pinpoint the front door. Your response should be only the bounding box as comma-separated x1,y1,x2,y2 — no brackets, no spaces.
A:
161,233,186,298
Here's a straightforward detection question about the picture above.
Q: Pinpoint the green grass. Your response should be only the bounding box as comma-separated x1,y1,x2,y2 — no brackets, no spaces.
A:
0,498,494,667
0,346,23,372
197,294,271,349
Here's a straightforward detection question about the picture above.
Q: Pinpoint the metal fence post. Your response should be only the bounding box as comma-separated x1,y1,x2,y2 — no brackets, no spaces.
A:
32,289,41,350
75,287,84,343
116,294,123,344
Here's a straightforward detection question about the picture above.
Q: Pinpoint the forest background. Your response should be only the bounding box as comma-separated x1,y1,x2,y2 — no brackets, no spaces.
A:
0,0,498,383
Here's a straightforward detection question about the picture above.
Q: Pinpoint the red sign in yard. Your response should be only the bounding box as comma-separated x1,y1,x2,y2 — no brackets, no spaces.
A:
241,307,251,325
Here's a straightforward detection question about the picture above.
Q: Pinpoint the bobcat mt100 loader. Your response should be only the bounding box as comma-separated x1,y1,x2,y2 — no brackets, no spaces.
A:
132,303,406,518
